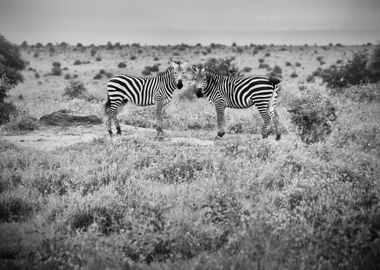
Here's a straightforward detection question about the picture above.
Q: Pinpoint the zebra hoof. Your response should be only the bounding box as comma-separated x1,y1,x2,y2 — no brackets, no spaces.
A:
217,131,225,138
276,134,281,141
155,135,164,141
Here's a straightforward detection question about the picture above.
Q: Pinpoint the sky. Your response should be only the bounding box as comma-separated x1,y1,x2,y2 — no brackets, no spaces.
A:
0,0,380,45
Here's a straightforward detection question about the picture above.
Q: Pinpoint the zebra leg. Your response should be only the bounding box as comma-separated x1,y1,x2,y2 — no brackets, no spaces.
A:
258,109,271,139
155,101,164,139
107,113,113,136
215,103,226,139
271,110,281,140
112,113,121,135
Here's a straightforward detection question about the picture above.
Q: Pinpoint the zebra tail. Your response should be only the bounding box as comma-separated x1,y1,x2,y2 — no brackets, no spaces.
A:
104,94,111,115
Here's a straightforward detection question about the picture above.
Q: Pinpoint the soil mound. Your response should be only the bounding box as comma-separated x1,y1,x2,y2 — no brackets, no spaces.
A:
39,109,102,126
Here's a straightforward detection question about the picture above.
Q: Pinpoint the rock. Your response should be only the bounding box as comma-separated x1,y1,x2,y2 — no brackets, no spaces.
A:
39,110,102,126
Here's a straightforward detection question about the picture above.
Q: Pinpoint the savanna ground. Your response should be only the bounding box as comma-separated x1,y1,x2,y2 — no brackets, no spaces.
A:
0,42,379,269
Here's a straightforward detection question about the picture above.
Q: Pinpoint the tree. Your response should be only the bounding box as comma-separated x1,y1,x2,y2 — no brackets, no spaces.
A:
0,34,25,124
0,34,25,85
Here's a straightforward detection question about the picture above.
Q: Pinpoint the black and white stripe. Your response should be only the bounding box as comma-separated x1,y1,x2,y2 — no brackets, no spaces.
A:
105,60,186,136
192,67,281,139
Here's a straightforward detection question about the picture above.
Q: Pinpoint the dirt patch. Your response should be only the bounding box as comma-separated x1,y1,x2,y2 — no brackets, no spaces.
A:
1,123,214,151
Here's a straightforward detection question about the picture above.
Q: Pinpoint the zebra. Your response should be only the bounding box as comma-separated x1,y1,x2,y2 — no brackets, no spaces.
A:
105,59,188,137
191,66,281,140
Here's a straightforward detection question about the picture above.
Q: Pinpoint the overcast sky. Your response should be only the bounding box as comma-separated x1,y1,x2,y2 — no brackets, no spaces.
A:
1,0,380,45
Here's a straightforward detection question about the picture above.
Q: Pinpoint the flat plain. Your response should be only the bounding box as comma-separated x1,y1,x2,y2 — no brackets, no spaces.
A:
0,43,379,269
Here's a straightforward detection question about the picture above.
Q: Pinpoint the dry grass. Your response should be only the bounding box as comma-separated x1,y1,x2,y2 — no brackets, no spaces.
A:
0,43,379,269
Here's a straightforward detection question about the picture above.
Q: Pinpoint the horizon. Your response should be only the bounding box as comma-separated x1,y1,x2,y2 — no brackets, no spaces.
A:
10,28,380,47
1,0,380,46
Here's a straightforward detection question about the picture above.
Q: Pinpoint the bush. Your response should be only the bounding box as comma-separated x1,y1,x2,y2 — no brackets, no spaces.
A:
94,73,102,79
290,71,298,78
51,66,62,76
204,58,240,76
73,60,82,65
130,55,137,60
118,62,127,68
96,57,102,62
0,35,25,84
330,83,380,103
288,91,337,144
243,66,252,73
0,101,17,125
318,51,379,88
4,109,39,132
63,80,88,99
367,43,380,78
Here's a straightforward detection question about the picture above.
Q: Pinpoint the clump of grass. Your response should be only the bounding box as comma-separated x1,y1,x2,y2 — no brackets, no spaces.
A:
0,189,35,222
3,108,39,132
288,91,337,144
150,157,212,184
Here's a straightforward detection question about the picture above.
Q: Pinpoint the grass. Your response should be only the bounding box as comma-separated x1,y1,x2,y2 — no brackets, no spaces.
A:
0,43,379,269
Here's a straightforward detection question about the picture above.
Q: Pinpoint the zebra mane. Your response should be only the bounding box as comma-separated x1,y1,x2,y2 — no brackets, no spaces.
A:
156,66,174,77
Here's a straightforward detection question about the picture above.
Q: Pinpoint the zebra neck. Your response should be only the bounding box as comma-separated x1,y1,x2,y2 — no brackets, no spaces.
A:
204,72,233,96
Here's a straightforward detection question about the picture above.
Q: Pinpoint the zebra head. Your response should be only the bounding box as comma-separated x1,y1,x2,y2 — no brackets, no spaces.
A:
191,65,208,98
169,58,188,89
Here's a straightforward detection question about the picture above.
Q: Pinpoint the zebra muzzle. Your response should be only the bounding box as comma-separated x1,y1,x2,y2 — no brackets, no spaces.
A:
177,80,183,89
196,88,204,98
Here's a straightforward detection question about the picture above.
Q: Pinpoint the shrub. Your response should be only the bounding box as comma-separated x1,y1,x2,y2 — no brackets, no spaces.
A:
118,62,127,68
130,55,137,60
0,101,17,125
290,71,298,78
63,80,87,99
367,43,380,78
329,83,380,103
90,48,97,57
4,109,39,132
93,73,102,79
318,52,379,88
0,35,25,84
73,60,82,65
96,57,102,61
204,57,240,76
51,66,62,76
64,73,71,80
243,66,252,73
52,61,61,68
288,91,337,144
285,61,292,67
258,63,270,69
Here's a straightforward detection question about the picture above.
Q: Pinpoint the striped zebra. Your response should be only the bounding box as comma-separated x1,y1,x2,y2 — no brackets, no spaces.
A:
105,59,188,137
191,66,281,140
